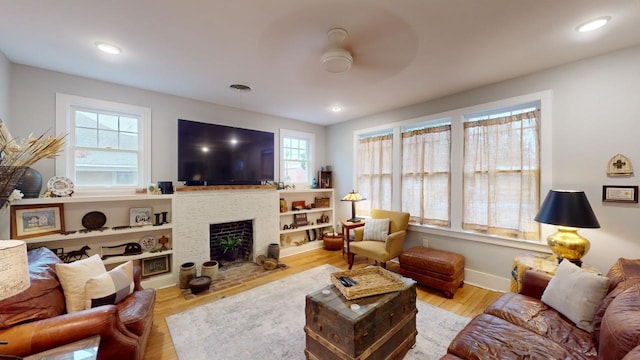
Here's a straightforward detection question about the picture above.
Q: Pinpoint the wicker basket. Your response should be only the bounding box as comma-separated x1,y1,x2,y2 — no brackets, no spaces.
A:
0,166,26,207
331,267,405,300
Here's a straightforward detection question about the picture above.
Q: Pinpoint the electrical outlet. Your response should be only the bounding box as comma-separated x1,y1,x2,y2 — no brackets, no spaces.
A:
422,237,429,248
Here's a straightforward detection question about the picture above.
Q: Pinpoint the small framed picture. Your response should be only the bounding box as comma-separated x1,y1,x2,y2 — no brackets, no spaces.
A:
602,185,639,203
291,200,306,211
294,212,308,226
10,203,65,239
130,207,153,226
142,255,170,277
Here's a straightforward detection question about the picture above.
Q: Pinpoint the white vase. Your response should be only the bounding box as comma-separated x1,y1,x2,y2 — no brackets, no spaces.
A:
202,260,219,280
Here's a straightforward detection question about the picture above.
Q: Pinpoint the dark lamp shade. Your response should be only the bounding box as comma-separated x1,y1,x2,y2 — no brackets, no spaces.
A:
534,190,600,228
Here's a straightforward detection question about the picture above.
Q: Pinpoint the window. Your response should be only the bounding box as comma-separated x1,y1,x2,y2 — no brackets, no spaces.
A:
356,133,393,217
280,129,314,185
352,91,550,244
401,124,451,226
462,107,540,240
55,94,151,192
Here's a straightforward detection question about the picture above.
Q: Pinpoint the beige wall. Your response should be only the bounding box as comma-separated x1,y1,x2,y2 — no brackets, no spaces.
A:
327,45,640,290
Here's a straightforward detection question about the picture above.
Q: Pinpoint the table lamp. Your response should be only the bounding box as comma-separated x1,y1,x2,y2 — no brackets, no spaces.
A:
0,240,30,301
534,190,600,267
341,190,366,223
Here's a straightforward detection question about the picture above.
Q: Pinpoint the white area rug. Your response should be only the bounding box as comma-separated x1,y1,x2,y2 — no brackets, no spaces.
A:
167,264,469,359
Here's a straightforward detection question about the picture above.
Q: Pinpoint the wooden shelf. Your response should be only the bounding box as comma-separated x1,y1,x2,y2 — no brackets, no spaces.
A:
13,194,173,205
102,249,173,265
23,224,173,244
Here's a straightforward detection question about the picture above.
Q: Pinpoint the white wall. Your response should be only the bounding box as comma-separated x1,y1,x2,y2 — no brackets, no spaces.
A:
0,51,9,120
0,51,11,238
327,45,640,291
2,64,327,239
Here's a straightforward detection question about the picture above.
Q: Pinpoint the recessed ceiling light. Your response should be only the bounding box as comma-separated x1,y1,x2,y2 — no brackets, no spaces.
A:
577,16,611,33
95,42,122,55
331,105,343,113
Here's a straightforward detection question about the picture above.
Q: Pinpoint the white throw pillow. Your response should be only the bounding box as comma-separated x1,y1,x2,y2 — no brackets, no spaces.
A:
541,259,609,332
363,218,390,241
85,260,134,309
55,254,107,313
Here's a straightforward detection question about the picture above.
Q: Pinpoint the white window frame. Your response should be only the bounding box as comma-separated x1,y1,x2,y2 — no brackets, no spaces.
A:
55,93,151,194
279,129,315,186
353,90,552,251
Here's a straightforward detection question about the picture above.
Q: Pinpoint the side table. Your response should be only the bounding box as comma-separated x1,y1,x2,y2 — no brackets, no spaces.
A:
510,254,600,292
24,335,100,360
341,219,365,256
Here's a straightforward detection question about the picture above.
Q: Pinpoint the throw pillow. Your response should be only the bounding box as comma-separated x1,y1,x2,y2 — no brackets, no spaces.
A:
55,254,107,313
541,259,609,332
85,260,134,309
363,218,390,241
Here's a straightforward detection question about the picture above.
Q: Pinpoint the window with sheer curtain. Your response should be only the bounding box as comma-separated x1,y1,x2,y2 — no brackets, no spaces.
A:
462,109,541,240
401,125,451,226
356,134,393,217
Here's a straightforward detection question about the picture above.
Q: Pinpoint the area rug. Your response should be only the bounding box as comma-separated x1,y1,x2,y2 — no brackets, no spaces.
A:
167,264,469,359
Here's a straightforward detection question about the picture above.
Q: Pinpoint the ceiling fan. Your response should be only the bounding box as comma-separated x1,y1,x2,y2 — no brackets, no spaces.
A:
320,28,353,73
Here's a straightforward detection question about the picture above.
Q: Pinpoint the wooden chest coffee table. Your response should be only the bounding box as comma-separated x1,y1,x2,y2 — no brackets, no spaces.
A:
304,276,417,360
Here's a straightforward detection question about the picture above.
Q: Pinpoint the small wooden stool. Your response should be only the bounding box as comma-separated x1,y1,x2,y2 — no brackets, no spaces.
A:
399,247,465,299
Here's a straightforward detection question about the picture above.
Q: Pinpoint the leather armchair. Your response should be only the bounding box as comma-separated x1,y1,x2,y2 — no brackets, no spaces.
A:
348,209,410,269
0,247,155,360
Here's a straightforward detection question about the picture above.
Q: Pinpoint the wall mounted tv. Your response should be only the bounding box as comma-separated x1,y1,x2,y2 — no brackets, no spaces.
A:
178,119,274,186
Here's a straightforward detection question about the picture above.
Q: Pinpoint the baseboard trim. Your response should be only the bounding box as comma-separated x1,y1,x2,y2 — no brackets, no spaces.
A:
464,268,510,293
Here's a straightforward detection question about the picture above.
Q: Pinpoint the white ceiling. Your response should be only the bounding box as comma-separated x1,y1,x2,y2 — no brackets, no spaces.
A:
1,1,640,126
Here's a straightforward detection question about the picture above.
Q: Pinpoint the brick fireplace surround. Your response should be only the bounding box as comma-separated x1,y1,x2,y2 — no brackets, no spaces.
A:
172,188,279,282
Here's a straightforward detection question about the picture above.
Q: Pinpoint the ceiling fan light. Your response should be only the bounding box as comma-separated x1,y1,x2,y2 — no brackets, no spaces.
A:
321,48,353,73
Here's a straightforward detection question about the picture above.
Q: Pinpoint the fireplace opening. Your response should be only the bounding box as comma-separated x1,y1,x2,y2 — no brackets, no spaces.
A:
210,219,253,263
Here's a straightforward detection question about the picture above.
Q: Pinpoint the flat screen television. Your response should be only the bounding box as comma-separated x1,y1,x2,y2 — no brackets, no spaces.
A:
178,119,274,185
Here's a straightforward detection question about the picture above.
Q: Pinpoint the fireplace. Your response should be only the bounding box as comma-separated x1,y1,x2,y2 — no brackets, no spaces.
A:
172,188,279,283
210,220,253,261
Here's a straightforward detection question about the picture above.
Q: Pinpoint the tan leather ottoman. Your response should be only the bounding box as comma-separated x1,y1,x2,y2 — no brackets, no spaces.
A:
399,247,465,299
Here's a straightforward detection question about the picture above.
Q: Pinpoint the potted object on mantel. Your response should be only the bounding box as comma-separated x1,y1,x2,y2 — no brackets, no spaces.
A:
219,235,243,261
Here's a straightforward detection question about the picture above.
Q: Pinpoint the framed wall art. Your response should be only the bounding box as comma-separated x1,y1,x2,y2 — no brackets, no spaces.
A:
294,212,308,227
602,185,638,203
130,207,153,226
141,255,170,277
10,203,65,239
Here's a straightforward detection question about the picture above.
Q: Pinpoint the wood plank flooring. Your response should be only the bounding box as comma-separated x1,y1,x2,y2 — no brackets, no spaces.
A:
143,248,502,360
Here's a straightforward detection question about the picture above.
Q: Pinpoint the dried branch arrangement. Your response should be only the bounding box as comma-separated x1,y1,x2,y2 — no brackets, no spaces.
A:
0,119,67,204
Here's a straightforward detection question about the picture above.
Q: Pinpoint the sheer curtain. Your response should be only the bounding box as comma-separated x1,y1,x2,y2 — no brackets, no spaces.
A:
463,110,540,240
356,134,393,216
401,125,451,226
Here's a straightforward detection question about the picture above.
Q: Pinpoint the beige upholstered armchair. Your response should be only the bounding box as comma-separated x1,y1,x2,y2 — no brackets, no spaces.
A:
347,209,410,269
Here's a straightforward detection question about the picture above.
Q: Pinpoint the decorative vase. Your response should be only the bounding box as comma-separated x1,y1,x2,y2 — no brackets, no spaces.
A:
201,260,219,280
267,243,280,261
179,262,196,289
16,167,42,198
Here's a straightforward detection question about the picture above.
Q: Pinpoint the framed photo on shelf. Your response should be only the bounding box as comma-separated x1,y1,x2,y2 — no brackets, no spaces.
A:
294,213,308,227
291,200,306,211
10,203,65,239
130,207,153,226
602,185,639,203
142,255,170,277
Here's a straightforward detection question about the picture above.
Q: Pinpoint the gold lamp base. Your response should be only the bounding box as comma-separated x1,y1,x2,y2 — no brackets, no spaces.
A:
547,226,590,267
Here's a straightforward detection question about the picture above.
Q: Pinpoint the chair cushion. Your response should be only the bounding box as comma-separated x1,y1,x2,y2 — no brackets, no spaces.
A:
363,218,390,241
85,260,134,309
55,254,107,313
541,260,609,332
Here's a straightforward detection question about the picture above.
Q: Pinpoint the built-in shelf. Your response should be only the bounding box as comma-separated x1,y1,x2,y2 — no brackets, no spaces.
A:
277,189,334,255
102,249,173,265
11,194,175,289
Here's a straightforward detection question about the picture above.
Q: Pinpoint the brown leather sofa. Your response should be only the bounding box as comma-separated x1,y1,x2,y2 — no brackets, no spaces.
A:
0,247,156,360
441,258,640,360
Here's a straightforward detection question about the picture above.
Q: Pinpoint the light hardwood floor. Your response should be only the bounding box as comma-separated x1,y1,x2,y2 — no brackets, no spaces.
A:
144,248,502,360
